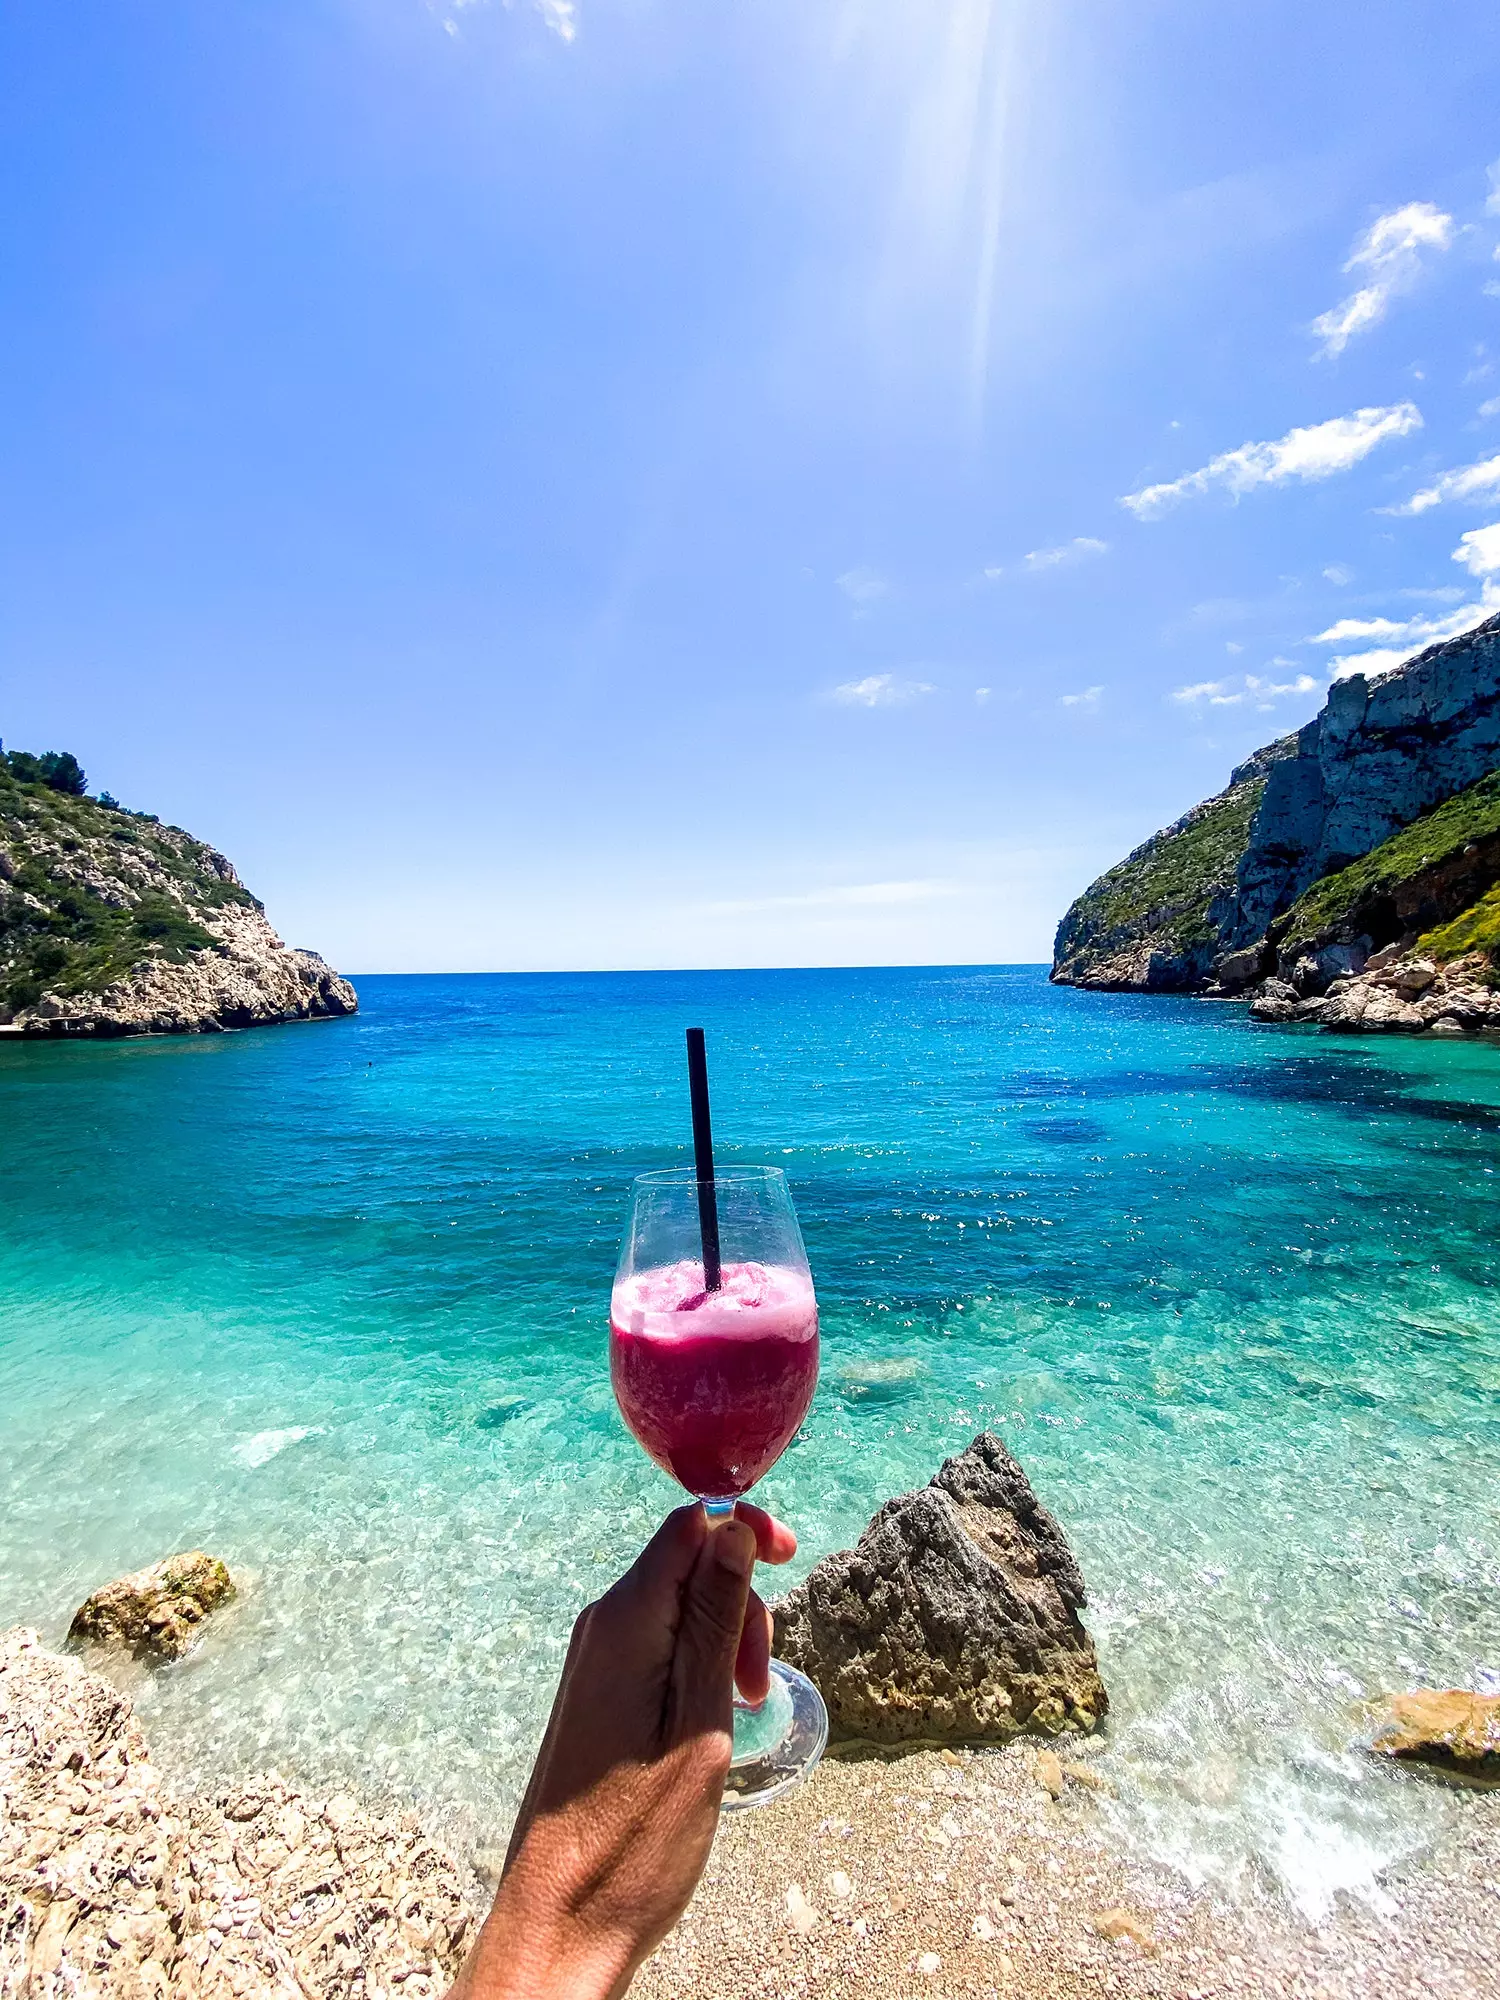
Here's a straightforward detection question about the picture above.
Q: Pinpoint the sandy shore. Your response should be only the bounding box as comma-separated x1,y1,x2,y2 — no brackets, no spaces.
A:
632,1740,1500,2000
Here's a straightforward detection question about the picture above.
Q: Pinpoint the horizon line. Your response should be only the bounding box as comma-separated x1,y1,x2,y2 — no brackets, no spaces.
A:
336,959,1057,979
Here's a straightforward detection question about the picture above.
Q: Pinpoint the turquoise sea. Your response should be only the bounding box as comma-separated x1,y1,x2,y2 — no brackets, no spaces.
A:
3,967,1499,1920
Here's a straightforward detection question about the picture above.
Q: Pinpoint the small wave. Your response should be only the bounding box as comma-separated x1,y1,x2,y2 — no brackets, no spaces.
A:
233,1426,322,1469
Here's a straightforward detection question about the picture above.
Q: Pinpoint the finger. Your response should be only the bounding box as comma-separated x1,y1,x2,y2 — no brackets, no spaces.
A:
600,1504,706,1634
669,1516,756,1741
733,1501,797,1566
733,1586,772,1707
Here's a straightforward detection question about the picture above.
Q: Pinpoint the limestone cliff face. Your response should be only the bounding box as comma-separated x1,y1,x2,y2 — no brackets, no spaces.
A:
1052,611,1500,1007
0,769,356,1038
1226,613,1500,950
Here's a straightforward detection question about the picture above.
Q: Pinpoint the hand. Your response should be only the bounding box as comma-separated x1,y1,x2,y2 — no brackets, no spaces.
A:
450,1500,797,2000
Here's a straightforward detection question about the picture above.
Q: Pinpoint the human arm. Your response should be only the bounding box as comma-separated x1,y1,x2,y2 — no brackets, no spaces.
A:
449,1500,796,2000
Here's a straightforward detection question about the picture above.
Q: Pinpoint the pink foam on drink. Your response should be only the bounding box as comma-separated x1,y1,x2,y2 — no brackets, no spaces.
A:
613,1258,817,1340
610,1259,819,1499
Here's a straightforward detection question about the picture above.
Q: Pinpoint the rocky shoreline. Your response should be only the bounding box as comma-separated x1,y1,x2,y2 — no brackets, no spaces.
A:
6,1438,1500,1997
1245,946,1500,1036
0,1630,470,1997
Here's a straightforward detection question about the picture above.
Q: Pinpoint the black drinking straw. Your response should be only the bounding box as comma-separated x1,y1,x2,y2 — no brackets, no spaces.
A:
685,1027,722,1292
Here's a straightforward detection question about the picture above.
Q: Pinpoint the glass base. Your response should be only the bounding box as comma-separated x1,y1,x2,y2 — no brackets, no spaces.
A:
721,1659,828,1812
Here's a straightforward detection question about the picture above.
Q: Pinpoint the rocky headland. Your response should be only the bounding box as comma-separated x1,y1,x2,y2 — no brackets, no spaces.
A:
0,745,356,1037
1052,612,1500,1035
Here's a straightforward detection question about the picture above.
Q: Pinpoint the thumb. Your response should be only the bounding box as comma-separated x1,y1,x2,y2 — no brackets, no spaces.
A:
669,1516,756,1743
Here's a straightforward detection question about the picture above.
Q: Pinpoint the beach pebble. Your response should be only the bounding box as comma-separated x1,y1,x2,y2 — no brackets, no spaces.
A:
973,1912,1000,1941
824,1870,853,1900
1062,1760,1114,1794
916,1951,942,1975
785,1884,819,1935
1092,1907,1156,1951
1034,1749,1065,1798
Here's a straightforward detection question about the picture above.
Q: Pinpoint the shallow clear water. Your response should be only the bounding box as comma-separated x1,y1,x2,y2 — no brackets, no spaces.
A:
2,968,1498,1920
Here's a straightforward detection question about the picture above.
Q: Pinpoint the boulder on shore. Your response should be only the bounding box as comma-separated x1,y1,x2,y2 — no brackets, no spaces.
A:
772,1432,1107,1746
0,1627,472,1996
1367,1689,1500,1787
67,1550,236,1665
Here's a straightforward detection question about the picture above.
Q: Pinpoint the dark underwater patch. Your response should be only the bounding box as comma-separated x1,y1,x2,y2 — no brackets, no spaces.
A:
477,1398,532,1430
1024,1116,1109,1146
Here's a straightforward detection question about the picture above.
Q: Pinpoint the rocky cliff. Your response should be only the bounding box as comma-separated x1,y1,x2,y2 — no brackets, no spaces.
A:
0,755,356,1037
1052,611,1500,1031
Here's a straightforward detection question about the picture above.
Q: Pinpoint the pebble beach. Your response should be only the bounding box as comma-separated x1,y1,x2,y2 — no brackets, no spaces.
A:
642,1743,1500,2000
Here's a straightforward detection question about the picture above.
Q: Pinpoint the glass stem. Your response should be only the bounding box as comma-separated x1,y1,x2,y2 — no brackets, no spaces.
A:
701,1498,736,1522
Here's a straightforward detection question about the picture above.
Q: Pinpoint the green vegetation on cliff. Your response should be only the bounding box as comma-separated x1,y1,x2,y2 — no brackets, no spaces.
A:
1418,884,1500,967
1279,769,1500,958
1086,780,1265,942
0,761,259,1019
1051,775,1266,987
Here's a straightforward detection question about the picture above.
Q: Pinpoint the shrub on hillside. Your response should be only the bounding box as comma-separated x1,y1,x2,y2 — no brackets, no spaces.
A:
0,743,88,795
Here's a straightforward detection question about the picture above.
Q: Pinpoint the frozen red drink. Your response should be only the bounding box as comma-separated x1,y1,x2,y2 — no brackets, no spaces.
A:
609,1257,819,1498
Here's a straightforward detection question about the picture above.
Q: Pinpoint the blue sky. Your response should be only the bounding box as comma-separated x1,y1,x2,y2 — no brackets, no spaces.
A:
3,1,1499,971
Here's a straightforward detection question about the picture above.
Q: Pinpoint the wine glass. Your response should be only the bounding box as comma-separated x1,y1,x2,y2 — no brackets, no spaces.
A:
609,1165,829,1809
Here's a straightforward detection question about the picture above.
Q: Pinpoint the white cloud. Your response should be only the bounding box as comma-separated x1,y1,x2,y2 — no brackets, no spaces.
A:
432,0,576,39
974,687,992,705
1481,397,1500,420
1488,161,1500,219
1454,522,1500,577
1313,573,1500,679
836,566,889,606
1121,403,1422,519
1322,564,1354,585
1311,607,1479,647
1171,671,1320,710
1310,202,1454,359
830,673,934,707
698,880,962,917
1382,452,1500,515
1022,536,1109,572
1058,685,1103,710
536,0,577,38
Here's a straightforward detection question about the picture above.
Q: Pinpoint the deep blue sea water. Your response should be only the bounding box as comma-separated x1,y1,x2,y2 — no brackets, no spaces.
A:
3,967,1499,1919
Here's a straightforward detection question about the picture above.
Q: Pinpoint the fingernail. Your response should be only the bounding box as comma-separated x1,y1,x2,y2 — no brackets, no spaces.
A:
713,1520,754,1578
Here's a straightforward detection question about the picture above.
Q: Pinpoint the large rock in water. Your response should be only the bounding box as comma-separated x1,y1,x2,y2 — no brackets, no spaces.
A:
67,1550,236,1664
1367,1689,1500,1786
772,1433,1106,1745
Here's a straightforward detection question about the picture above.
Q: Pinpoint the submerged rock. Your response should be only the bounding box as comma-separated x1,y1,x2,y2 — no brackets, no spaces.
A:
1367,1689,1500,1787
772,1432,1107,1746
0,1627,472,1995
67,1550,236,1664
